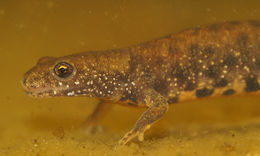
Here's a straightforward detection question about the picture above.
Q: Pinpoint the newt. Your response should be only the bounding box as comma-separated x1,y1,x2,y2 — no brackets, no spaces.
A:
22,20,260,146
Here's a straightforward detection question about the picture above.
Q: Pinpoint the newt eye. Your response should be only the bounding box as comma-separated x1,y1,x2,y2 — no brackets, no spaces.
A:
54,62,74,78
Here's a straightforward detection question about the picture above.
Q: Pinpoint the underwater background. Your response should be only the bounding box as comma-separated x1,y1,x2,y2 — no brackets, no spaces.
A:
0,0,260,155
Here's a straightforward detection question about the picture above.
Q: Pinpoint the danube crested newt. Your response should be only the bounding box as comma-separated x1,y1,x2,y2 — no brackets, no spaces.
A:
22,20,260,146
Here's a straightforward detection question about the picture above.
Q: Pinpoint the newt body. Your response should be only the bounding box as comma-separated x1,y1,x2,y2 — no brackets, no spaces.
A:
22,21,260,146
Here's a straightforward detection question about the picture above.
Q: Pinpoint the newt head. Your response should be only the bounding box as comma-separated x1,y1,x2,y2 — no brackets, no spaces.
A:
22,55,77,97
21,54,98,97
22,51,127,99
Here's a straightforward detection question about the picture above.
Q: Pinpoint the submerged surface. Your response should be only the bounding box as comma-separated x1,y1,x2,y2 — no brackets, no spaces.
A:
0,0,260,155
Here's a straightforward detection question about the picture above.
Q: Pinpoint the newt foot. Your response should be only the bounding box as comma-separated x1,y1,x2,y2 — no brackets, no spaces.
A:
82,122,104,134
116,124,151,147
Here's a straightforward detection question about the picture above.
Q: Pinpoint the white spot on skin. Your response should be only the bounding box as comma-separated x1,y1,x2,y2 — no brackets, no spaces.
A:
244,66,250,72
249,74,254,78
67,91,75,96
74,81,80,85
131,82,135,86
58,82,63,86
53,91,57,95
66,85,70,88
235,51,240,56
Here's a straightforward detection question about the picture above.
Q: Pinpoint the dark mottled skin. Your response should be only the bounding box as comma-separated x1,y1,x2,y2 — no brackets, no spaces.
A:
22,20,260,146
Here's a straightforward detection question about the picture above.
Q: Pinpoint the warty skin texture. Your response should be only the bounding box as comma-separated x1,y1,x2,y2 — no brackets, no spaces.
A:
22,20,260,146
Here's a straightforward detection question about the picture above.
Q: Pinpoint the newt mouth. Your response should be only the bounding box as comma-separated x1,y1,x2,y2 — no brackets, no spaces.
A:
25,91,46,97
24,88,56,97
21,78,53,97
21,78,72,97
23,88,54,98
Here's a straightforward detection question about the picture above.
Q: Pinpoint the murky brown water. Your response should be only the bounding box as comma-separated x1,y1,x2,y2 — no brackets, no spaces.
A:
0,0,260,155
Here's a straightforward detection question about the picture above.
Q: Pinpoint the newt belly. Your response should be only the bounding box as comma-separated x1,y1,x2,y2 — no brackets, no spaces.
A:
22,20,260,147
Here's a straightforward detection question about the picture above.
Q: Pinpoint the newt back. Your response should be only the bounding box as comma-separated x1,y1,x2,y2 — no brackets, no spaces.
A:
125,20,260,105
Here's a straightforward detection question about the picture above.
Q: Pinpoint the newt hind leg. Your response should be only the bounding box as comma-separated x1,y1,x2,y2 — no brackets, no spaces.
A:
82,100,113,133
117,89,168,146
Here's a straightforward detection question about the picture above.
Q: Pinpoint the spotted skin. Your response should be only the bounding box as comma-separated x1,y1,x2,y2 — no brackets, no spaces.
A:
22,20,260,146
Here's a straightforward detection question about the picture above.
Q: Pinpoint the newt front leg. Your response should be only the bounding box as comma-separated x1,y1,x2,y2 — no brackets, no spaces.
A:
117,89,168,146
